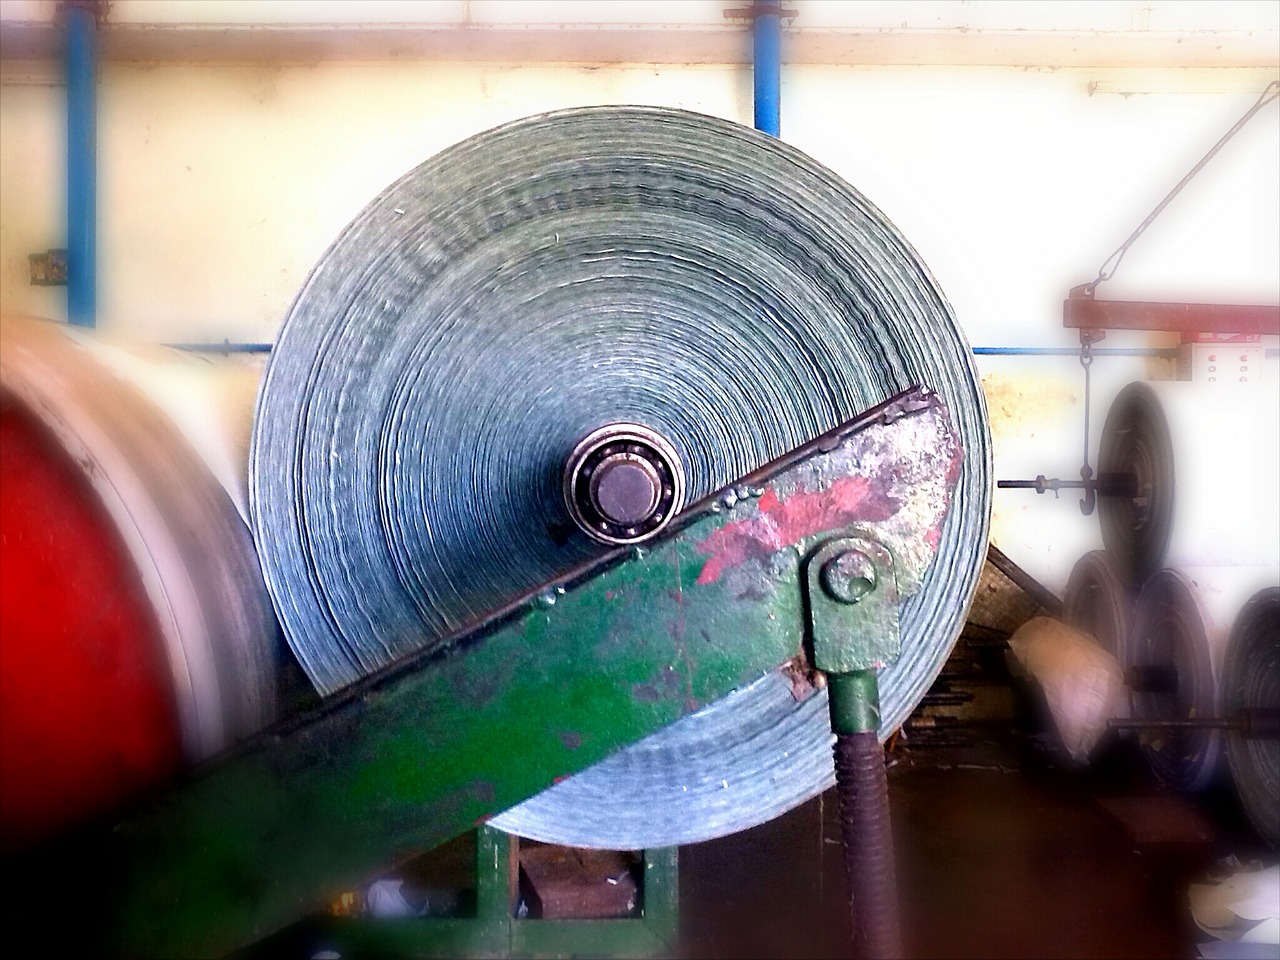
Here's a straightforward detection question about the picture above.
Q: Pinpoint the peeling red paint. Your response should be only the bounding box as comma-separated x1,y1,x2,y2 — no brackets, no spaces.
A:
695,476,899,585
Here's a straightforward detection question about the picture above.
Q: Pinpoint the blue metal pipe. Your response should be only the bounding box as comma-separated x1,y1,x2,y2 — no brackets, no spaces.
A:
66,3,97,327
752,1,781,137
168,343,1280,359
972,347,1177,357
168,342,274,354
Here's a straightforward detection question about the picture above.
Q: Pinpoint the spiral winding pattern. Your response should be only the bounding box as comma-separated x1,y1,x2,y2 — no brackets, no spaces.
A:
1222,587,1280,848
1099,382,1280,583
251,107,990,847
1063,550,1132,665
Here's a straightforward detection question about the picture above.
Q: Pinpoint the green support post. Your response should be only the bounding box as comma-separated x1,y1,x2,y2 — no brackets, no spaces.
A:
827,671,882,736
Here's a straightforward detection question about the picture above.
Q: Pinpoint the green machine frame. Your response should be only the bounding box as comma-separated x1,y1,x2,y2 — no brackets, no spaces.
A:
8,387,961,958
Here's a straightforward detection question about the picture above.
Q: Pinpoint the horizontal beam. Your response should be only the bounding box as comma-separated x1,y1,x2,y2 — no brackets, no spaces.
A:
2,21,1277,67
1064,288,1280,336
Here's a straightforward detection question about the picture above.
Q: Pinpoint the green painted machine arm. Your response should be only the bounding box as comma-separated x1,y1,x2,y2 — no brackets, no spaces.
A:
10,387,960,958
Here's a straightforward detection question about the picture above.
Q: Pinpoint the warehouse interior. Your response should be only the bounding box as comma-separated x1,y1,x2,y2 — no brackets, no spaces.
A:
0,2,1277,958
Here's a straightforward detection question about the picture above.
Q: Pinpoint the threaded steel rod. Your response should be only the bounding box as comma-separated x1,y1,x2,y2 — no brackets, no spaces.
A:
834,731,902,959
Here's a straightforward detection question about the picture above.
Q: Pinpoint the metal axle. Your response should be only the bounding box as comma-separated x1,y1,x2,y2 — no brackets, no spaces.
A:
997,472,1137,497
1108,709,1280,740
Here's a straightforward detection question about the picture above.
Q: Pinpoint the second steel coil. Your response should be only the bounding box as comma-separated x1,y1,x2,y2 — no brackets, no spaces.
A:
1129,567,1277,792
1099,381,1280,584
1221,587,1280,848
1063,550,1132,666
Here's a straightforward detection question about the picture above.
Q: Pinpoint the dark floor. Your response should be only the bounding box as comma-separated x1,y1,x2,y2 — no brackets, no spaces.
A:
678,729,1269,960
258,725,1270,959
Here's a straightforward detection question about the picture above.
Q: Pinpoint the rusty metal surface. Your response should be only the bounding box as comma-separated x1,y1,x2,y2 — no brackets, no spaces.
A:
519,845,640,920
1064,287,1280,336
836,731,902,959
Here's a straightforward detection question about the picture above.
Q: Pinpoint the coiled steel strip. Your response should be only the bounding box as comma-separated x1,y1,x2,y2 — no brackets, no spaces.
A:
1064,550,1133,666
251,107,991,847
1222,587,1280,848
1099,381,1280,584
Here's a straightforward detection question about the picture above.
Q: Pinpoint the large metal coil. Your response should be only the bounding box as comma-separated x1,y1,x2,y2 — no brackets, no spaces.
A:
1099,381,1280,584
1221,587,1279,848
251,106,991,847
1063,550,1132,665
0,316,281,843
1128,567,1277,793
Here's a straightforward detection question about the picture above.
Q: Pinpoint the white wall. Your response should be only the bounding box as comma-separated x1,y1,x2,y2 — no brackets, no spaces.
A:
1,1,1277,592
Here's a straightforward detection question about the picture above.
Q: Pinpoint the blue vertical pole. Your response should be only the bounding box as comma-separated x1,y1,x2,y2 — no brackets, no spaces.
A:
66,2,97,327
752,0,781,137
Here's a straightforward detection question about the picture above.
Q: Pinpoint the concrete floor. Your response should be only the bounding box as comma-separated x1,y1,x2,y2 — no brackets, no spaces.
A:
679,730,1267,959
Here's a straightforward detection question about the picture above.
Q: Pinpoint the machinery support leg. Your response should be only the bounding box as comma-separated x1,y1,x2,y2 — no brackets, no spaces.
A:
829,671,902,960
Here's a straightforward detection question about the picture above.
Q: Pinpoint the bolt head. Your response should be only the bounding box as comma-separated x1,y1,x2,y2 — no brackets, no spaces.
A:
820,550,877,604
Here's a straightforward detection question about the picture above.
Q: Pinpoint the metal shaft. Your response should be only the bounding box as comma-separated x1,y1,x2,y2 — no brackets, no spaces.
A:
834,731,902,960
1109,709,1280,739
1111,718,1236,730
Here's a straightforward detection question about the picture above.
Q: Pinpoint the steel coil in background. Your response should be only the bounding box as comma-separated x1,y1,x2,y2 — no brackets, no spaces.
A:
1099,381,1280,584
1063,550,1132,666
1221,587,1280,848
0,316,282,840
251,106,991,848
1128,566,1278,793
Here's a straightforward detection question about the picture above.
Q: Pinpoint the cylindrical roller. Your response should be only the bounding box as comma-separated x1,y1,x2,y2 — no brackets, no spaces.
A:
1221,587,1280,848
0,315,281,848
252,106,991,848
1098,381,1280,584
68,332,263,526
1063,550,1133,666
1128,566,1277,792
